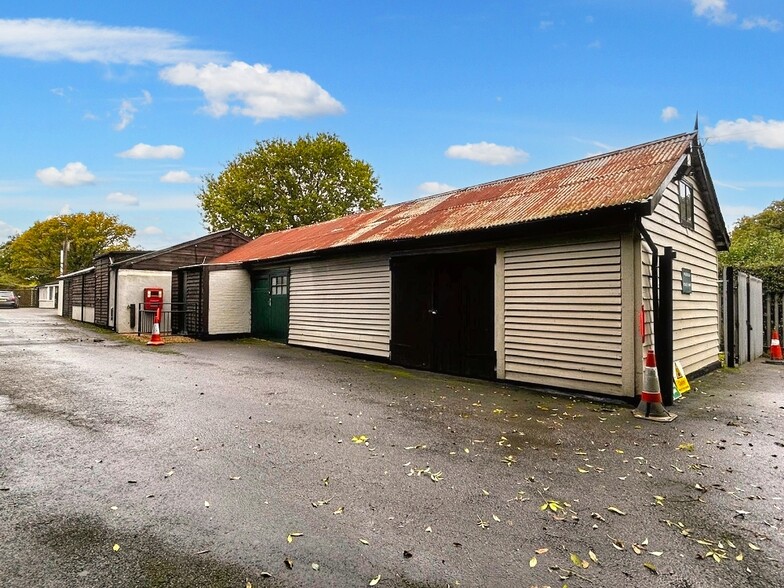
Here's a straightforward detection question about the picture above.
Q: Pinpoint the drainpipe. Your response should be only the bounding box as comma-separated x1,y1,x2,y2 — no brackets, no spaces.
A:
638,221,676,406
658,247,676,406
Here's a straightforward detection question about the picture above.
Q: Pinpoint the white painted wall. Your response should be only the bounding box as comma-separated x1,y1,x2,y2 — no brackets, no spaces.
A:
38,284,58,309
208,269,251,334
115,269,172,333
71,306,95,323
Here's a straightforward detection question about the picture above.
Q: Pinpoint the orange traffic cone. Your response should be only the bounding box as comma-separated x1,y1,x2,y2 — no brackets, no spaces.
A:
767,328,783,364
147,307,165,346
633,349,677,422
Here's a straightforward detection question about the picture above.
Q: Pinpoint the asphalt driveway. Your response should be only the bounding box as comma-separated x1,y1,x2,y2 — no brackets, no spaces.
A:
1,308,782,587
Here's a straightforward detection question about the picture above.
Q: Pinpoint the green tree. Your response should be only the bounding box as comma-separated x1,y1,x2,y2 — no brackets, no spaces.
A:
4,212,136,284
198,133,383,237
721,199,784,290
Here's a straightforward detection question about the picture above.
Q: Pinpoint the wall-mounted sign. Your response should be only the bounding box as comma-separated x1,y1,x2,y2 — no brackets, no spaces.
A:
681,268,692,294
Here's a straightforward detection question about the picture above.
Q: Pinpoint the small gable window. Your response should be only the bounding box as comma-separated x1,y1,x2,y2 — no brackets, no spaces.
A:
678,180,694,229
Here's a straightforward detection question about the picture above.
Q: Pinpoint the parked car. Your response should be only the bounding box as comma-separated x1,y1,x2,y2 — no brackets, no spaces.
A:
0,290,19,308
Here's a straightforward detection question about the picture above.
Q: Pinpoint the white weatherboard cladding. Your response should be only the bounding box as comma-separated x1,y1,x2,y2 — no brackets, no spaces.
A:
115,270,172,333
503,238,625,395
289,256,391,357
208,269,251,334
642,177,720,376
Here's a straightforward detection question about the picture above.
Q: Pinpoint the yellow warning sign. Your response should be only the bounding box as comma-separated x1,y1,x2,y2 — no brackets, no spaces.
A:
673,361,690,394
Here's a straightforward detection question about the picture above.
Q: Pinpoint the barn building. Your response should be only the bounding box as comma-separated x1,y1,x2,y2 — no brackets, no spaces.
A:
194,132,729,398
57,229,248,334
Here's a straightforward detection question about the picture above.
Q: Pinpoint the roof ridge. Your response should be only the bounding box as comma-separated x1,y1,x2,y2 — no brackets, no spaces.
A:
382,132,694,219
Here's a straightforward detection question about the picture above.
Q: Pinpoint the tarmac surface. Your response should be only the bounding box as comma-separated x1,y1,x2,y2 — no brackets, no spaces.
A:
1,308,782,587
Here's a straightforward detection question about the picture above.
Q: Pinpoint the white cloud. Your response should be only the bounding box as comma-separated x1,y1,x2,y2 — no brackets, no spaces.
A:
661,106,680,122
539,20,554,30
118,143,185,159
587,40,602,49
722,204,763,230
159,61,345,122
0,18,226,65
160,170,198,184
417,182,457,196
36,162,96,187
116,100,137,131
114,90,152,131
691,0,736,25
691,1,781,30
445,142,529,166
138,195,198,210
741,16,782,31
106,192,139,206
0,220,20,241
706,118,784,149
142,226,164,235
115,90,153,131
60,204,72,215
572,137,613,152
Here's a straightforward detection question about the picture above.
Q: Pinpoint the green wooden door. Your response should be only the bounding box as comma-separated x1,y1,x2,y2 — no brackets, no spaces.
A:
251,271,289,342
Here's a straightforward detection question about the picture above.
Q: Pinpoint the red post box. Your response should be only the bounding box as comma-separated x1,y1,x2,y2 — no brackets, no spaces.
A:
143,287,164,311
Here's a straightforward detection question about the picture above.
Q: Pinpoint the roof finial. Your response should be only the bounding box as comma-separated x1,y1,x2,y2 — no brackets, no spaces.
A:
694,112,699,132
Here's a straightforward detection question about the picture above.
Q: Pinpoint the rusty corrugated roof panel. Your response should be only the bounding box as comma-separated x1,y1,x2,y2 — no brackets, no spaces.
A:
211,132,694,264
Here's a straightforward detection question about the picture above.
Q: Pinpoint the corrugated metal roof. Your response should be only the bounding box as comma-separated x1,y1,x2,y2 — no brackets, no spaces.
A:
211,132,695,264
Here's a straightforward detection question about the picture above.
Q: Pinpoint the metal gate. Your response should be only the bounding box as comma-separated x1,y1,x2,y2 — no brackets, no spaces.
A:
723,268,763,366
136,302,199,336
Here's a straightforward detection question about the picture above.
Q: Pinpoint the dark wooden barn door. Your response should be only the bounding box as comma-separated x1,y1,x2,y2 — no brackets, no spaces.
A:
391,250,495,378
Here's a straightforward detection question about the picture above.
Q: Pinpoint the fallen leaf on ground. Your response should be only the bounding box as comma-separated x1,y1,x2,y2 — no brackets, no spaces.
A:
113,544,120,552
570,553,589,569
287,532,303,543
607,506,626,516
369,574,381,586
311,563,320,571
352,435,368,444
529,556,537,567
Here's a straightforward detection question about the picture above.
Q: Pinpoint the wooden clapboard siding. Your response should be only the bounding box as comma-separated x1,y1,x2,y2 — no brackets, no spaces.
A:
182,268,204,336
642,176,720,375
126,232,248,271
94,257,110,327
289,256,391,357
503,238,625,395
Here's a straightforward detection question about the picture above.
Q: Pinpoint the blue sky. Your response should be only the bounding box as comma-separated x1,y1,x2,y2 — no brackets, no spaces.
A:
1,0,783,249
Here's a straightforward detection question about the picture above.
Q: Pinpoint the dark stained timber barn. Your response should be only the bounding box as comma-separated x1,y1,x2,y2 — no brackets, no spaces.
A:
201,132,730,399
